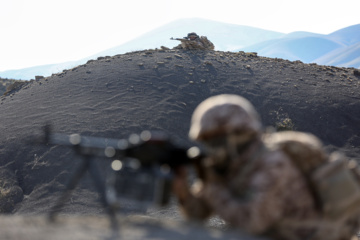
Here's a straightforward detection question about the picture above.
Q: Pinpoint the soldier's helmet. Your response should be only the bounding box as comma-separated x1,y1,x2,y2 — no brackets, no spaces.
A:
189,94,262,143
187,32,199,40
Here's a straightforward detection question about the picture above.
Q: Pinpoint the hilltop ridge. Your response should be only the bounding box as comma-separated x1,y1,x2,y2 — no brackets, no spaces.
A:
1,20,359,80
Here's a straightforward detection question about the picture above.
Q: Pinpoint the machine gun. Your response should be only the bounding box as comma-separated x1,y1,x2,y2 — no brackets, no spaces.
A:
170,37,206,50
39,125,205,223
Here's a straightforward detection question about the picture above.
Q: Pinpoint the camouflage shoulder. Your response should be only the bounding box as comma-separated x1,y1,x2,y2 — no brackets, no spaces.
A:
264,131,327,173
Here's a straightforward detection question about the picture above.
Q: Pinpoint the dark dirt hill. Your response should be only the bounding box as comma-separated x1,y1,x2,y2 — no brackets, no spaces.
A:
0,49,360,239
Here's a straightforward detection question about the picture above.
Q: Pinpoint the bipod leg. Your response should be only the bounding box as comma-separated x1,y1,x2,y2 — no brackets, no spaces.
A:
88,158,119,232
49,157,90,221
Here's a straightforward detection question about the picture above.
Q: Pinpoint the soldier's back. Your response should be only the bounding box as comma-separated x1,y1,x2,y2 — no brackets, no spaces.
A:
263,131,360,240
199,36,214,50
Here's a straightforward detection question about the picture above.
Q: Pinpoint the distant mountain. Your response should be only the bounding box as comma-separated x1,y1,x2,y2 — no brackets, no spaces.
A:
279,31,323,39
314,42,360,68
239,24,360,66
0,18,284,80
327,24,360,45
241,36,344,63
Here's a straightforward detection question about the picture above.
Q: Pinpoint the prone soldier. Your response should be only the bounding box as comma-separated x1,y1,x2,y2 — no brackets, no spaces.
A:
172,94,360,240
171,32,214,50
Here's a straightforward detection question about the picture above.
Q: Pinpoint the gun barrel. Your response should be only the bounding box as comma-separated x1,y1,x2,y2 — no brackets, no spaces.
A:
46,132,131,158
49,133,126,149
43,127,205,167
170,37,188,41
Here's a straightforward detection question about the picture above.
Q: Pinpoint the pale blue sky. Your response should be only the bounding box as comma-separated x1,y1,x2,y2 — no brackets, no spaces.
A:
1,0,359,71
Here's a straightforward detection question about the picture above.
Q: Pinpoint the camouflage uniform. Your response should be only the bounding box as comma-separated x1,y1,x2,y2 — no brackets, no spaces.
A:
173,32,214,50
173,94,360,240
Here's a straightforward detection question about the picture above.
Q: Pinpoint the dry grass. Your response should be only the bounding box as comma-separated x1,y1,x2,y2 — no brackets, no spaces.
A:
276,117,295,131
0,78,27,96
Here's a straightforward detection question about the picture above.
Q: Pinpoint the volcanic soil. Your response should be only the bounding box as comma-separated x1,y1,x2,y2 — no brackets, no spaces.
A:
0,48,360,239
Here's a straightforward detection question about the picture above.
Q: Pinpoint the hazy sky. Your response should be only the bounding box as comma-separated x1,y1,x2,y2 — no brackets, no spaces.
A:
1,0,359,72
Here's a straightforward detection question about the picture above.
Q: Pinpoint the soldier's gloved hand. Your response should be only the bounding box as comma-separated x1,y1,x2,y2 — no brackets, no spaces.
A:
202,182,233,216
172,166,191,204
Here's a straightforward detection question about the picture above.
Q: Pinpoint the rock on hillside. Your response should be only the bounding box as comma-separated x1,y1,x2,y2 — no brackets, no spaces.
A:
0,49,359,231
